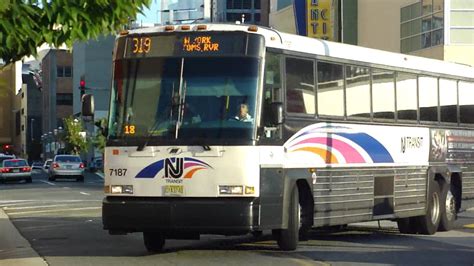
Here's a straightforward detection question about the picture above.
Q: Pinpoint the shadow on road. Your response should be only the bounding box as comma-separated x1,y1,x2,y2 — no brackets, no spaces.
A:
5,213,474,265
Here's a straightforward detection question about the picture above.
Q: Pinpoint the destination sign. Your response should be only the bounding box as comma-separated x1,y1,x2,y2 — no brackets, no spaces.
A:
182,36,219,52
119,32,264,59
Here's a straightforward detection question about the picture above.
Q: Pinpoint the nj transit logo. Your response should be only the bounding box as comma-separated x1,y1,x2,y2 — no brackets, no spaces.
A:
135,157,212,179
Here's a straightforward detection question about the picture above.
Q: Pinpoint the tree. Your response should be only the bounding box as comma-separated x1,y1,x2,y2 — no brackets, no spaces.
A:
63,116,88,155
0,0,150,64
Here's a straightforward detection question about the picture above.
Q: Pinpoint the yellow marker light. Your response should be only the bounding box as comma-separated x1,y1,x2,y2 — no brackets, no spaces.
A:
219,185,243,195
197,25,207,30
180,25,191,30
104,185,110,193
309,168,317,173
164,25,175,31
119,30,129,36
247,25,258,32
245,186,255,195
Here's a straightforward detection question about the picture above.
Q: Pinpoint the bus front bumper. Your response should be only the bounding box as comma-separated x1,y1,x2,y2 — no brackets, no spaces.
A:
102,196,260,235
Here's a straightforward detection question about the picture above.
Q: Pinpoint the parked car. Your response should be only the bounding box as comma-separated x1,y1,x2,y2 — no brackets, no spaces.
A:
43,159,52,173
89,157,103,172
48,155,85,182
31,161,44,171
0,158,32,183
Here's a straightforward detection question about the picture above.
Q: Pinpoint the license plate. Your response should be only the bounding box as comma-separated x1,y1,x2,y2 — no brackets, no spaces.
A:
164,185,184,196
13,169,19,173
66,165,72,169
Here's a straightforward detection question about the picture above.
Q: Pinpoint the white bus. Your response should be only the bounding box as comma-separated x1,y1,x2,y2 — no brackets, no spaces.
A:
82,23,474,252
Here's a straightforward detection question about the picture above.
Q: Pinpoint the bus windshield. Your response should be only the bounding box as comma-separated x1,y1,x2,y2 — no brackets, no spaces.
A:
108,56,260,145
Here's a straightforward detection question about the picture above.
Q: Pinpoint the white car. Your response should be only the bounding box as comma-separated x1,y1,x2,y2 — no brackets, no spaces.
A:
0,159,32,183
48,155,85,182
43,159,52,173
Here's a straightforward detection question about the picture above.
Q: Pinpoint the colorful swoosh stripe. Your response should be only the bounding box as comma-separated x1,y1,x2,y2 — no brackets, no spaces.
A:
135,157,212,178
287,124,393,164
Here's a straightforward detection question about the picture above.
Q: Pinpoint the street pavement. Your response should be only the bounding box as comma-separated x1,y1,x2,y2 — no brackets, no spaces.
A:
1,170,474,265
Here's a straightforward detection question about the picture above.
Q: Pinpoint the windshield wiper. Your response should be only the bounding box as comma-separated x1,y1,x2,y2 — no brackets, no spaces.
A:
175,80,187,139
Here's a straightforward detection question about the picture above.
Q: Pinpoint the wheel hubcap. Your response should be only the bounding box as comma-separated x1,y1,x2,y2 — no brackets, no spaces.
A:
445,190,456,221
431,192,440,225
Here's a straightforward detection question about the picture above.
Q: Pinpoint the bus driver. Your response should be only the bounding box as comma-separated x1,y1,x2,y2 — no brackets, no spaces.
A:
235,103,253,122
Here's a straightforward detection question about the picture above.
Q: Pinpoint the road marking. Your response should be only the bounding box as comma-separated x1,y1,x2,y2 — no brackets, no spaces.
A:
80,192,90,196
463,224,474,229
4,204,75,210
8,206,101,215
95,172,105,179
40,180,56,186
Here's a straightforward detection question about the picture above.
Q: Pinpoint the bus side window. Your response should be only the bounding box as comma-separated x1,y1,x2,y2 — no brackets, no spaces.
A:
262,51,283,139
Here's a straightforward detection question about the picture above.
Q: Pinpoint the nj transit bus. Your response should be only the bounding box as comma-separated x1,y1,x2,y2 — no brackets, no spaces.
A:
82,23,474,252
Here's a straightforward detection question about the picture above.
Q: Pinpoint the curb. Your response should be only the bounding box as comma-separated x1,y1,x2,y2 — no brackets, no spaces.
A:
0,209,47,265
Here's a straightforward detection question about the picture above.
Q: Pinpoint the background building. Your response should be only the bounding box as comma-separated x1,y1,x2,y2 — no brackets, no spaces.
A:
0,61,22,155
73,35,114,161
41,49,73,133
269,0,474,66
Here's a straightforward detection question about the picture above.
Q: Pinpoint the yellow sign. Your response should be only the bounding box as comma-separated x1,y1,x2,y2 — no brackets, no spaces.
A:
307,0,333,40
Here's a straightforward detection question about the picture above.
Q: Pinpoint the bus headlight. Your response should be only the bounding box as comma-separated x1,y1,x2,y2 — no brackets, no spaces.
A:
219,185,243,195
110,185,133,194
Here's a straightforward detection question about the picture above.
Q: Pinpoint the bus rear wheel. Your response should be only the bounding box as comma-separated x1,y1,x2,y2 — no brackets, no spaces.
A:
438,182,456,231
276,187,299,251
143,232,165,252
416,180,441,235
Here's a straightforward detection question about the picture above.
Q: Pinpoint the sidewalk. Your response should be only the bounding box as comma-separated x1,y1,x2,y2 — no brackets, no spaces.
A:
0,209,47,266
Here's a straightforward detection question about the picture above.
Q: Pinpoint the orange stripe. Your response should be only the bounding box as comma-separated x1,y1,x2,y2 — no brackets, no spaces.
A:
184,167,206,178
294,147,339,164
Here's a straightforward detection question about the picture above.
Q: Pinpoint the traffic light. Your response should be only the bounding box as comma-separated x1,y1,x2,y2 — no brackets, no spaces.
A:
79,78,86,98
2,144,13,154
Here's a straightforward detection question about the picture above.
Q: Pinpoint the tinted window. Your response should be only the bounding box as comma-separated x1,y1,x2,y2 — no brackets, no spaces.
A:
4,160,28,167
396,73,418,121
372,69,395,120
286,57,315,115
459,81,474,123
56,156,81,163
317,61,344,116
439,78,457,123
346,65,370,118
419,76,438,122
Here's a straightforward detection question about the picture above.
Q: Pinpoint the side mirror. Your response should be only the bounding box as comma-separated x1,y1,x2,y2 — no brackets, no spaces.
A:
82,94,95,116
94,120,108,137
269,102,284,125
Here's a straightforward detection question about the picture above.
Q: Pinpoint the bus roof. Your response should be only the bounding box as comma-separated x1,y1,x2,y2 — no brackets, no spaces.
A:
127,23,474,80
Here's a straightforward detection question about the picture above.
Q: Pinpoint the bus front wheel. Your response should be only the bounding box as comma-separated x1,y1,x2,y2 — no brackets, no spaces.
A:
276,187,299,251
143,232,165,252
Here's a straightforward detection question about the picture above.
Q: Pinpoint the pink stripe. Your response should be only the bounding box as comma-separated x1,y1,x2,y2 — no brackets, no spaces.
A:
184,162,202,169
293,137,366,163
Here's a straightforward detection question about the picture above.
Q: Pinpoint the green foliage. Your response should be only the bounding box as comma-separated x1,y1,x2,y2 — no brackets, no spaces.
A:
63,116,88,155
0,0,150,64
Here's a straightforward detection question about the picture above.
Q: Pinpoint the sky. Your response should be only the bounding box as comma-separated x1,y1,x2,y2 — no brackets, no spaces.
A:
137,0,168,24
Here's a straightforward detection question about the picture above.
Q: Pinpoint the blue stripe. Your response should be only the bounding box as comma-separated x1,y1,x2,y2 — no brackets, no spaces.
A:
336,133,394,163
135,159,164,178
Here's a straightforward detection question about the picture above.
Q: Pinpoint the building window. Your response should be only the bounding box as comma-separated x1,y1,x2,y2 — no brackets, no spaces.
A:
56,93,73,105
401,0,444,53
226,12,252,23
57,66,72,78
450,0,474,44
